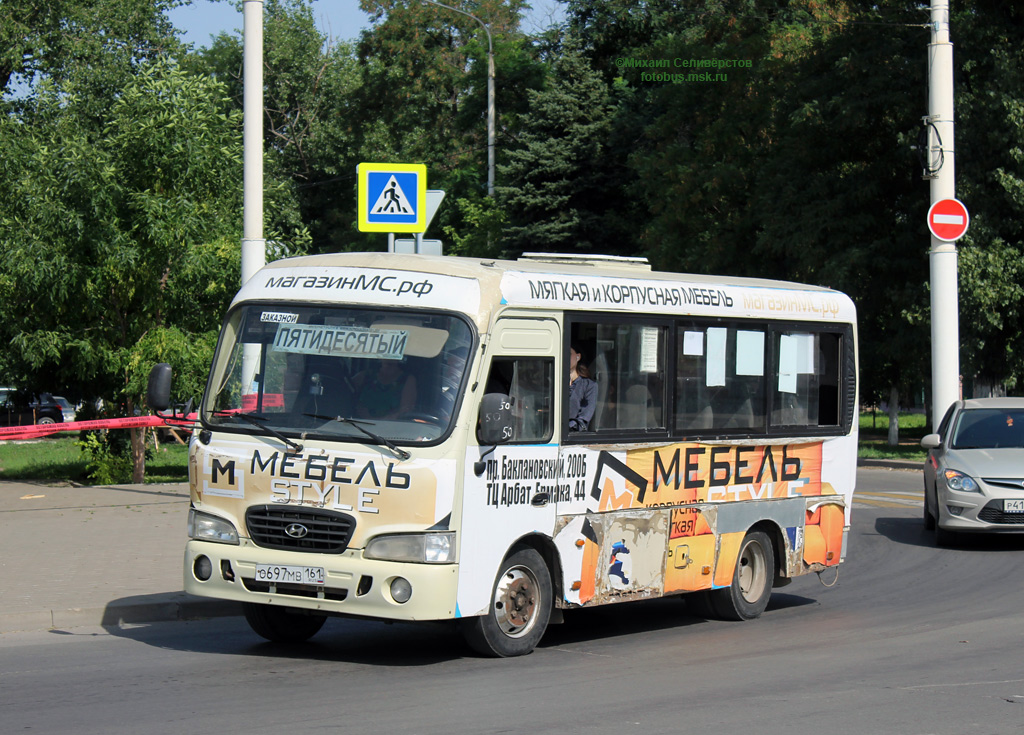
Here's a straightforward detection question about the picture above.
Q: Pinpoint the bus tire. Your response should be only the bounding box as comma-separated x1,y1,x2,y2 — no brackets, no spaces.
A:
243,602,327,643
710,530,774,621
462,548,552,657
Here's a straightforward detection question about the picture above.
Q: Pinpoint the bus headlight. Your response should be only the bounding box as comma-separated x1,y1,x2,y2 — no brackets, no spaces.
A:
365,532,456,564
188,509,239,545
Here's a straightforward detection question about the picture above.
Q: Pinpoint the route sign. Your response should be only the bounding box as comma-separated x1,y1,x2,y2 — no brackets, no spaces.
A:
927,198,970,242
357,163,427,233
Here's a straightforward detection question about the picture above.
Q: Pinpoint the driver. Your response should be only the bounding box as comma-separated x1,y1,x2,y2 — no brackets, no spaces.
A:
353,359,417,420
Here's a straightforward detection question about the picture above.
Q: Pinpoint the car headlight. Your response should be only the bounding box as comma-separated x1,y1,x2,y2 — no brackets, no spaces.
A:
188,509,239,544
364,532,456,564
943,469,980,493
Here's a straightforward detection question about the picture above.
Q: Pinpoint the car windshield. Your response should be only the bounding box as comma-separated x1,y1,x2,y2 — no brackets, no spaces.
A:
951,408,1024,449
203,304,473,445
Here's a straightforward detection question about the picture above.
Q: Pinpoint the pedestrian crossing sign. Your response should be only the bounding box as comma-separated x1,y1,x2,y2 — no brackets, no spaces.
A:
357,162,427,233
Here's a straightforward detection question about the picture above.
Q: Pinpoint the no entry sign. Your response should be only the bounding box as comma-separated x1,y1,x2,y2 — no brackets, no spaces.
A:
927,198,970,242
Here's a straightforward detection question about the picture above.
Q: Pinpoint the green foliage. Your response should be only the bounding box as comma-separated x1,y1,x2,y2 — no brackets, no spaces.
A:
0,59,241,403
75,431,135,485
0,435,188,484
5,0,1024,487
499,41,635,255
0,0,185,114
355,0,547,254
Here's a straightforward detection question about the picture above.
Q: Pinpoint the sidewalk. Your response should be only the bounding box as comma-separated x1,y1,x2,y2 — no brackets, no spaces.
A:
0,480,240,634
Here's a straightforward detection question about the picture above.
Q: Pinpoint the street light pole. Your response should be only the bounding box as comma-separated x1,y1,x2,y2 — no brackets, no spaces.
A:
421,0,495,197
927,0,959,430
241,0,266,283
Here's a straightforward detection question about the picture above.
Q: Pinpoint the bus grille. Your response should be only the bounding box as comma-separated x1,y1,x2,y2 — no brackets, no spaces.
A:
245,505,355,553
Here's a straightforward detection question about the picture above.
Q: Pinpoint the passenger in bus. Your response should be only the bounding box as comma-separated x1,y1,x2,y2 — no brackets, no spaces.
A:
568,345,598,431
353,359,417,419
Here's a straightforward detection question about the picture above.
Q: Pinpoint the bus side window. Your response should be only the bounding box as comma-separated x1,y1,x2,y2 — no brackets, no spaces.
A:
482,357,553,444
771,331,841,428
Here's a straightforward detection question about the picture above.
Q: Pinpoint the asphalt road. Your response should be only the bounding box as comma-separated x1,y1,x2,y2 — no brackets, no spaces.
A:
2,467,1023,735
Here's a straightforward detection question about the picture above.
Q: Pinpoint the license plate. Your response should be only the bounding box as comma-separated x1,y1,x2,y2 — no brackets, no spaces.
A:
254,564,325,585
1004,499,1024,513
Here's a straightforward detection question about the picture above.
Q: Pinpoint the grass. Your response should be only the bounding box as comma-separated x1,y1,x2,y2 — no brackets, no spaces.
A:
0,434,189,485
0,411,926,484
858,410,928,462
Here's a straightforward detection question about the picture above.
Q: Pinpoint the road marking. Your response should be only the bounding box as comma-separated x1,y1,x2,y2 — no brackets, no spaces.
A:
854,490,923,509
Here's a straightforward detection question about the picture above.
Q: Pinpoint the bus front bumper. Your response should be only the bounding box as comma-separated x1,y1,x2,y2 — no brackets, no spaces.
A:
184,539,460,622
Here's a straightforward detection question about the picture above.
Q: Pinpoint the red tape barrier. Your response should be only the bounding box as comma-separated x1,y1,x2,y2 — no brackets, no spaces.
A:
0,414,197,441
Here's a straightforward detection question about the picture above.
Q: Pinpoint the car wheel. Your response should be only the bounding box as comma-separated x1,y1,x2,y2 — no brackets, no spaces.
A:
36,416,55,425
923,483,936,531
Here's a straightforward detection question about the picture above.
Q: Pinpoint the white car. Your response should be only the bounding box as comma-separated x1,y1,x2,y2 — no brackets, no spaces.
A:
52,396,76,422
922,397,1024,545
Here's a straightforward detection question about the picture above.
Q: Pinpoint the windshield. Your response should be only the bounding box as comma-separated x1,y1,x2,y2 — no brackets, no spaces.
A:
204,304,474,445
951,408,1024,449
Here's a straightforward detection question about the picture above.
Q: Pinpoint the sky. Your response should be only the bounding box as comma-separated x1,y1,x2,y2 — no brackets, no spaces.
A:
168,1,566,49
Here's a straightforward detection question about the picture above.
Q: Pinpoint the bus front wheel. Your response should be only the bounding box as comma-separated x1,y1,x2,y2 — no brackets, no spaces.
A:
710,530,774,621
462,548,552,657
243,602,327,643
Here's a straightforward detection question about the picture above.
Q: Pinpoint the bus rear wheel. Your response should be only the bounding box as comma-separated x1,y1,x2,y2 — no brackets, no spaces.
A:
710,530,774,621
243,602,327,643
462,548,552,657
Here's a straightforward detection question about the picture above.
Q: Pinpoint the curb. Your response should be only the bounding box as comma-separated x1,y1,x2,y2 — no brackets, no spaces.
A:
857,458,922,471
0,593,242,634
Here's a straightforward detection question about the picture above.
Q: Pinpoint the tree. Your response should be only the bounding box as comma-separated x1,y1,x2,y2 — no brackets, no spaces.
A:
951,0,1024,395
1,0,183,106
356,0,546,255
499,40,635,255
0,60,245,481
194,0,359,253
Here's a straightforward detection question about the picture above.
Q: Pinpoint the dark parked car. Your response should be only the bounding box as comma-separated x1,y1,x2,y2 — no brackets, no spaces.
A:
0,388,65,426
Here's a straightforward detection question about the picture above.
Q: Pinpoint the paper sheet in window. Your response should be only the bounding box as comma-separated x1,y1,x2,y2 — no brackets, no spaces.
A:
640,327,659,373
794,333,815,374
683,331,704,357
735,331,765,376
706,328,727,387
778,334,798,394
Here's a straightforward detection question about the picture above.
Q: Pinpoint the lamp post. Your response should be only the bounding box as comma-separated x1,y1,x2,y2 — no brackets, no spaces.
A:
422,0,495,197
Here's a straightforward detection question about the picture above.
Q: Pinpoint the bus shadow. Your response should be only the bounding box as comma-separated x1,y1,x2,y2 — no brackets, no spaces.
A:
103,591,818,665
104,612,469,666
539,592,817,649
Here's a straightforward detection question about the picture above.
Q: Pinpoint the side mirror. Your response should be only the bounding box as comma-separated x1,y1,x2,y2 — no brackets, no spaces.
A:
147,363,172,412
478,393,513,445
920,433,942,450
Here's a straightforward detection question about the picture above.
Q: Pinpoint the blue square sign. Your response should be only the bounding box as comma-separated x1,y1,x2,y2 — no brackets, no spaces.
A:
357,163,427,233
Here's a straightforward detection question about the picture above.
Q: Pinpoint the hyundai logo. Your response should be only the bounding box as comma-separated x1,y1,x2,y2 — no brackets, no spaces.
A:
284,523,309,539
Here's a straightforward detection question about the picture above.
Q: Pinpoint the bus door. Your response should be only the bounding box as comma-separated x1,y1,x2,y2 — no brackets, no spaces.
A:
456,318,560,618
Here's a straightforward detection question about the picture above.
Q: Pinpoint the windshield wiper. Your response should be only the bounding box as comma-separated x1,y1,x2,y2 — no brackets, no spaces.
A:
212,410,303,453
304,413,411,461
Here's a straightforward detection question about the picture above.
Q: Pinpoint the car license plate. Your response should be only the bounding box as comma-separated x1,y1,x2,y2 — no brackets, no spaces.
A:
255,564,325,585
1003,499,1024,513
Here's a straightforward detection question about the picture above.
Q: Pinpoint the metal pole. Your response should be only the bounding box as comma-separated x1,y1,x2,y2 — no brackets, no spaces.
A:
241,0,266,394
927,0,959,430
486,50,495,196
242,0,266,285
422,0,494,196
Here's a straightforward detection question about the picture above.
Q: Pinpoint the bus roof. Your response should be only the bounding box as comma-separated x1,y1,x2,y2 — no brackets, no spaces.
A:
234,252,857,326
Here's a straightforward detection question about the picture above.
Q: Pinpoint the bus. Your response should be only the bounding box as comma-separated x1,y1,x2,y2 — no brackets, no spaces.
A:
149,252,857,657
